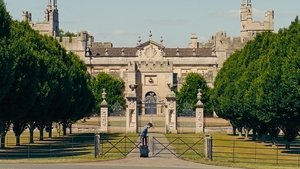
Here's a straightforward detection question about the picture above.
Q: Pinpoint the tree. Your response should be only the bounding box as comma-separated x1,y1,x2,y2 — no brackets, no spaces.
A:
60,52,94,135
213,17,300,148
176,73,212,115
0,0,11,38
91,72,125,114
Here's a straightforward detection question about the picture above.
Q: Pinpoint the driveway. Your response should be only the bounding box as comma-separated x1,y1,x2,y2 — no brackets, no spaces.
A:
0,157,242,169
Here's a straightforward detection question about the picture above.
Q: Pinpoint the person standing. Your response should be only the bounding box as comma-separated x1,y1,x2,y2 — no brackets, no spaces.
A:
140,122,153,146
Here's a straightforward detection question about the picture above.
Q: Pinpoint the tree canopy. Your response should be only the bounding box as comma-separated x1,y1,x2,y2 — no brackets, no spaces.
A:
212,17,300,147
176,72,213,116
0,0,94,147
91,72,125,115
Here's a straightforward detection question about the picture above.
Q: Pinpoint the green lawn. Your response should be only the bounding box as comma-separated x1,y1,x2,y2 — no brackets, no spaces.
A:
166,133,300,169
0,132,138,163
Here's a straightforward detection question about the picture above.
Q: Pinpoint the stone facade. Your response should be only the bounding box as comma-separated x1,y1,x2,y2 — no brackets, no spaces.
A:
23,0,274,124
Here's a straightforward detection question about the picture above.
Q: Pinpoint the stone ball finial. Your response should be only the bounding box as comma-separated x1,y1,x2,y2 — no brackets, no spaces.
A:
102,88,107,100
197,89,202,101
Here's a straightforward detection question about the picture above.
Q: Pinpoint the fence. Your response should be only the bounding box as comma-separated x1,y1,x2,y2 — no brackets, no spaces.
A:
0,134,96,160
213,138,300,167
153,135,205,158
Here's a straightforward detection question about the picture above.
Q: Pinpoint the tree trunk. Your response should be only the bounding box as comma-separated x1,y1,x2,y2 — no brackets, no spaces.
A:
63,124,67,136
48,129,52,138
0,135,5,149
69,124,72,135
28,122,35,144
45,122,53,138
15,135,21,146
285,141,291,149
29,126,35,144
0,120,9,149
252,129,257,141
39,128,44,141
232,126,237,135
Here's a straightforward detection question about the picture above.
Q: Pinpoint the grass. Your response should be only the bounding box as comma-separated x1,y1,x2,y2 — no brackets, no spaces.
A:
0,131,138,163
99,133,139,159
165,134,205,160
166,132,300,169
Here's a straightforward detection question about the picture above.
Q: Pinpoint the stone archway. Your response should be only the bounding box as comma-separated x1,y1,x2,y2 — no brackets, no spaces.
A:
144,91,157,115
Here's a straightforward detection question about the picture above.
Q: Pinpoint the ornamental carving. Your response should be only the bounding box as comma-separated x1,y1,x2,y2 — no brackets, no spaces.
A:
145,45,158,58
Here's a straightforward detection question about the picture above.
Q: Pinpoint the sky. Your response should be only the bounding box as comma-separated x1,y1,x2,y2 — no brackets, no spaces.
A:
4,0,300,47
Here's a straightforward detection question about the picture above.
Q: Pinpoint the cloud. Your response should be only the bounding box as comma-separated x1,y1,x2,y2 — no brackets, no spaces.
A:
145,18,189,26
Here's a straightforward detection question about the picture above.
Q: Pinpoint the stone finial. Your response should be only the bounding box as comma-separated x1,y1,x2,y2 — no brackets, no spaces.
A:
160,36,164,44
121,48,125,56
149,30,152,40
197,89,202,100
102,88,107,100
176,47,180,56
197,89,204,106
137,35,141,46
192,48,196,56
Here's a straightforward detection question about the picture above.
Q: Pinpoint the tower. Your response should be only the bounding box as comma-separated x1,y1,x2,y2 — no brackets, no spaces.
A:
44,0,59,37
240,0,274,43
240,0,253,42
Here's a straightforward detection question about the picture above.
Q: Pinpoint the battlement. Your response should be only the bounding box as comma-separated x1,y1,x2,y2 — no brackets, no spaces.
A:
93,42,113,48
128,60,173,72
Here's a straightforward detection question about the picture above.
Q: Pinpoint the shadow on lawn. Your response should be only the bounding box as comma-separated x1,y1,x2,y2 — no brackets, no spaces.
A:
226,133,300,155
0,133,96,159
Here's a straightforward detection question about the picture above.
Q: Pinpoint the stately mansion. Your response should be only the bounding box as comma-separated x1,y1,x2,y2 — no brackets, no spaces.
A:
21,0,274,133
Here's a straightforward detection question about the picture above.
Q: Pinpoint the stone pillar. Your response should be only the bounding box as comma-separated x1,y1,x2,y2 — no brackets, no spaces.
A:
195,89,204,133
100,89,108,133
165,91,177,134
126,84,138,133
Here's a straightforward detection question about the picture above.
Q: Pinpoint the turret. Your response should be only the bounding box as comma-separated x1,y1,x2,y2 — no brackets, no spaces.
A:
240,0,274,43
44,0,59,37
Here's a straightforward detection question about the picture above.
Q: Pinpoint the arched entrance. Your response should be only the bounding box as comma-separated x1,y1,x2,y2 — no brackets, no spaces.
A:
144,91,157,115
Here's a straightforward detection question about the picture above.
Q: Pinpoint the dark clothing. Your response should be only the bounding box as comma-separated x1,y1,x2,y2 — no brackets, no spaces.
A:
140,126,149,146
141,126,148,137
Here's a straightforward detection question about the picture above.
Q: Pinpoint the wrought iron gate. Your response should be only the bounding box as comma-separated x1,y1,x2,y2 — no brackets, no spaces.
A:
152,136,204,158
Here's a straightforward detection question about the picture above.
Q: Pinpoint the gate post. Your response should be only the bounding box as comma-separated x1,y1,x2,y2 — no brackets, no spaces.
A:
205,134,212,161
94,134,100,158
126,84,138,133
195,89,204,133
100,89,108,133
165,90,177,134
